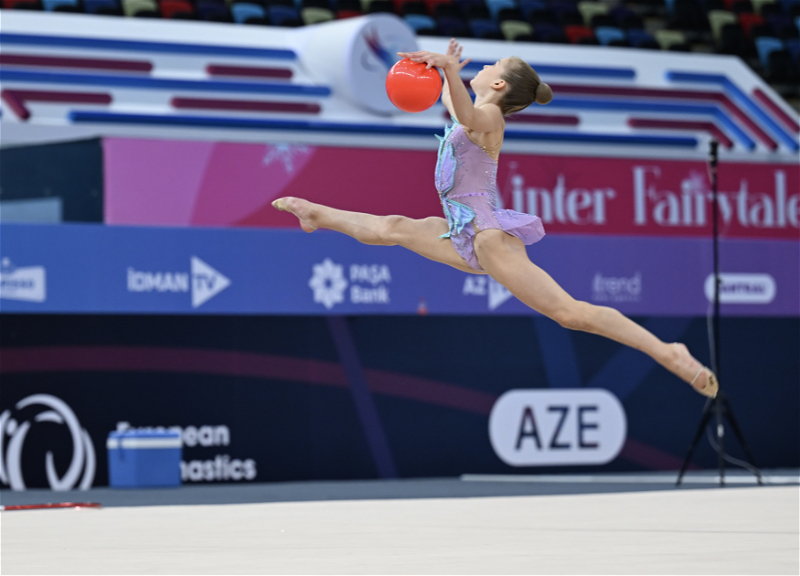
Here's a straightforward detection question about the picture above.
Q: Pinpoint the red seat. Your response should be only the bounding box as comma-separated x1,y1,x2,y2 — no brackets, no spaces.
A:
2,0,41,7
161,0,194,17
738,12,763,38
565,24,595,43
336,8,362,17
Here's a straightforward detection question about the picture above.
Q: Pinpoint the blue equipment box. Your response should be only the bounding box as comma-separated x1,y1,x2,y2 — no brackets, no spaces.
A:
107,431,182,488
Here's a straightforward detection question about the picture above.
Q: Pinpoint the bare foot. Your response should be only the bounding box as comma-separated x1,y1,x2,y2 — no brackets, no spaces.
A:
668,343,718,397
272,197,317,233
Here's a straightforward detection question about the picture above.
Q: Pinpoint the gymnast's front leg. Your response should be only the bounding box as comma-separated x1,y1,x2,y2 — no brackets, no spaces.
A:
473,229,718,397
272,197,482,274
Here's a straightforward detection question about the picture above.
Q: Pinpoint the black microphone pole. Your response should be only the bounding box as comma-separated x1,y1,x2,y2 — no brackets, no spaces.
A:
709,139,725,486
676,138,762,487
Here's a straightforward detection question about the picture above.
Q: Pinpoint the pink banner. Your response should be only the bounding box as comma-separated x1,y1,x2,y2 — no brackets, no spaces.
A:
104,138,799,240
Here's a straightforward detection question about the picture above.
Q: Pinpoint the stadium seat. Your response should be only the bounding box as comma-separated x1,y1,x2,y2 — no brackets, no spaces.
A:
534,21,567,41
610,6,643,28
268,3,301,23
577,0,608,25
718,22,747,52
667,0,705,30
756,34,785,64
595,25,626,44
161,0,194,17
122,0,159,16
404,12,437,29
765,47,796,80
627,28,659,47
432,2,460,18
768,14,800,37
436,15,470,35
526,6,554,23
367,0,394,12
655,28,688,48
301,0,331,8
751,0,776,13
400,0,428,14
469,17,501,37
784,36,800,59
739,12,765,37
486,0,515,20
42,0,77,10
730,0,755,13
708,9,738,40
301,6,334,21
463,2,489,19
231,2,266,21
2,0,39,7
564,23,595,42
497,7,523,21
518,0,545,19
84,0,121,13
500,19,533,39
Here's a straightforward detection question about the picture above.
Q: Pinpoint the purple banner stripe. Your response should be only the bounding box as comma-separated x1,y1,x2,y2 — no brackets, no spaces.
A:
327,317,398,479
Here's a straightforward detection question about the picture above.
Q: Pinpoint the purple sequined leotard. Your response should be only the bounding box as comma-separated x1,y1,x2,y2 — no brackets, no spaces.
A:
436,121,545,271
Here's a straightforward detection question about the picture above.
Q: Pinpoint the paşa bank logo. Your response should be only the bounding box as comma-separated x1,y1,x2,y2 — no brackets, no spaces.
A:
127,256,230,308
309,258,391,309
0,258,46,303
0,394,96,491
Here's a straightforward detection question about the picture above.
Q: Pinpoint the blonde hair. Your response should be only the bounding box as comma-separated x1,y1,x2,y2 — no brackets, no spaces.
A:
499,57,553,116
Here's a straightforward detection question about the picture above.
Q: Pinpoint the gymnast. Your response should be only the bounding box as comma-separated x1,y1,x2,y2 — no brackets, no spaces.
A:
274,39,718,398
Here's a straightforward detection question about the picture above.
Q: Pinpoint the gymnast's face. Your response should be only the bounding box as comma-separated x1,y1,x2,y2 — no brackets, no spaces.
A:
469,58,508,94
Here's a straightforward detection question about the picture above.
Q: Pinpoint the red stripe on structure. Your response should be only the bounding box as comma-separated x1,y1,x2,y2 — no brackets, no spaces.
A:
172,97,320,114
628,118,734,148
506,113,579,126
0,346,491,414
551,83,777,149
0,53,152,72
441,110,578,126
206,64,293,79
753,88,800,133
1,89,111,121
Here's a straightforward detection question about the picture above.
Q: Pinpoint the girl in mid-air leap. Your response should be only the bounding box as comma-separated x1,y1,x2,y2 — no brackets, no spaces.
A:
274,39,718,398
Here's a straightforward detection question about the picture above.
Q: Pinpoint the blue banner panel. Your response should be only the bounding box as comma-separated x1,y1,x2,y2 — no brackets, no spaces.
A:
1,223,797,316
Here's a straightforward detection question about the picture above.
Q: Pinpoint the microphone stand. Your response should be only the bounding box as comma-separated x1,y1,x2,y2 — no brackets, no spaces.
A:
675,139,762,488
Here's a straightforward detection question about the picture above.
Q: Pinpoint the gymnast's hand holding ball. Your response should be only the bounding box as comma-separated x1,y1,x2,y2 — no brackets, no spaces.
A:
386,40,473,113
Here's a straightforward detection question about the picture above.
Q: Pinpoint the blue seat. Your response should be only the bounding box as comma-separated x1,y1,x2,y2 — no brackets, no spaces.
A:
232,2,265,21
595,25,626,44
664,0,677,14
785,37,800,61
627,28,656,46
83,0,119,12
756,36,785,67
518,0,544,18
534,22,565,41
404,13,436,31
436,15,469,35
268,4,300,23
42,0,77,9
469,17,500,36
486,0,515,20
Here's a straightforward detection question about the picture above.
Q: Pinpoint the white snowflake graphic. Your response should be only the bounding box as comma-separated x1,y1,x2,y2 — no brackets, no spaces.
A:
262,144,311,174
309,258,348,309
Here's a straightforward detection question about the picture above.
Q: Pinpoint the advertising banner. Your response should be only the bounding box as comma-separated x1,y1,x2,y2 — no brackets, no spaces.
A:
103,138,800,241
1,223,797,316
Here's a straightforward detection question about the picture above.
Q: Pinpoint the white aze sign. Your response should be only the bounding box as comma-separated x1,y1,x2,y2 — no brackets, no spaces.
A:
489,389,627,466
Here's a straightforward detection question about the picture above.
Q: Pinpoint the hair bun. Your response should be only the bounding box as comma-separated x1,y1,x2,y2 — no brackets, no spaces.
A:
535,82,553,105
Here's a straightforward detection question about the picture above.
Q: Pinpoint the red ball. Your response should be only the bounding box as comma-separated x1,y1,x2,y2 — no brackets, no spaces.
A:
385,58,443,113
